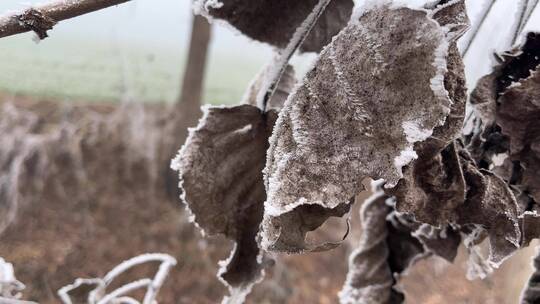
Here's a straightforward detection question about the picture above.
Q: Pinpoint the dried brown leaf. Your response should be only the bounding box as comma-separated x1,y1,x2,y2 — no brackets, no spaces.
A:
196,0,353,52
171,105,276,300
457,152,521,266
498,66,540,203
521,248,540,304
260,202,350,254
339,189,403,304
262,4,464,252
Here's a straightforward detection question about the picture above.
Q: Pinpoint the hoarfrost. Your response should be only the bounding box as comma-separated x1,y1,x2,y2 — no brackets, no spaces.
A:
262,3,465,252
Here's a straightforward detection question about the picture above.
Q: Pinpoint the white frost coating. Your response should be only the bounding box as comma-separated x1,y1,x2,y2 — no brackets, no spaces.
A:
193,0,223,16
170,105,215,237
339,179,393,304
463,226,493,280
491,153,508,167
0,258,36,303
58,253,177,304
217,244,265,304
350,0,392,23
384,4,453,188
386,11,452,187
392,147,419,182
402,120,434,143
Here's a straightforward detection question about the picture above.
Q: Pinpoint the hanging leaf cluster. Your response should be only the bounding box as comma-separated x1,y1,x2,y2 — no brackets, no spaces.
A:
173,0,540,302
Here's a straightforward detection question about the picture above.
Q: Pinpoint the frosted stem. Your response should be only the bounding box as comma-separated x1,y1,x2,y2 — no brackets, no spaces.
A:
257,0,332,112
460,0,496,57
517,0,539,40
0,0,133,40
510,0,530,47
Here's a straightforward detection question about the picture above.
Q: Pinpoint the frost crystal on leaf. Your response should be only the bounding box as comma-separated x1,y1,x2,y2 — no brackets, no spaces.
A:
171,105,277,300
262,3,463,252
171,62,296,301
339,185,402,304
468,32,540,248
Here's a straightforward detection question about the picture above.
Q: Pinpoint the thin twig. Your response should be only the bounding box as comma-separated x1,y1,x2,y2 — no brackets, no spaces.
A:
461,0,496,57
0,0,132,40
518,0,539,38
257,0,332,112
511,0,530,47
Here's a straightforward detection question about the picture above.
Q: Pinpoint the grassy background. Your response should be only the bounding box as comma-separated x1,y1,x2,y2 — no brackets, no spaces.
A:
1,0,539,105
0,35,267,105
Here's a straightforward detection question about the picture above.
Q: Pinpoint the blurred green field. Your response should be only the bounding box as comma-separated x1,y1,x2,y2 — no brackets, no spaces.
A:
0,35,267,105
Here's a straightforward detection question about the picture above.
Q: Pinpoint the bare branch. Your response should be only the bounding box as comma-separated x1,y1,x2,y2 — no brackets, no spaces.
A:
0,0,132,40
517,0,539,40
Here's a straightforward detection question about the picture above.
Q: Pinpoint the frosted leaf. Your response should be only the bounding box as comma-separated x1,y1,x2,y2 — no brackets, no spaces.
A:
385,212,427,272
457,154,521,266
468,32,540,246
339,182,446,304
412,223,461,262
196,0,353,52
389,2,469,225
171,105,277,300
521,247,540,304
389,211,461,263
260,202,351,253
430,0,469,40
521,211,540,247
339,192,403,304
262,4,464,252
498,64,540,203
392,142,466,227
242,64,296,112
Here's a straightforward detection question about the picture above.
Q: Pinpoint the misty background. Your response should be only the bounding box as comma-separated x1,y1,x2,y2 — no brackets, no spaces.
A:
0,0,539,105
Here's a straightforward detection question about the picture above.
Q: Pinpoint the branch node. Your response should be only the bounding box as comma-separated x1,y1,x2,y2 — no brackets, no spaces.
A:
17,8,57,40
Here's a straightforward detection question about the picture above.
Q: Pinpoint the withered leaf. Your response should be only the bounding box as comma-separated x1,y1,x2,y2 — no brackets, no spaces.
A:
196,0,353,52
339,190,403,304
261,202,351,254
520,211,540,247
262,4,464,252
468,32,540,247
498,65,540,203
392,142,466,227
521,249,540,304
385,212,427,273
390,0,469,226
171,105,276,301
388,211,461,264
340,181,461,304
457,152,521,266
171,59,298,301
